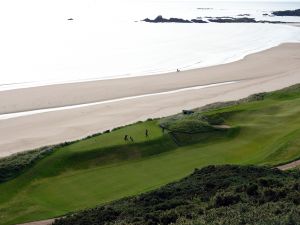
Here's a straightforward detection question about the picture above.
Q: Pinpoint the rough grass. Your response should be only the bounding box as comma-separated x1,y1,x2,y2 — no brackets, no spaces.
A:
1,85,300,224
0,147,54,183
53,165,300,225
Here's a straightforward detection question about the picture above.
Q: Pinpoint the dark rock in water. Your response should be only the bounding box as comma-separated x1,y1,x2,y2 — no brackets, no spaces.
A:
143,15,192,23
167,17,192,23
191,19,208,23
209,17,256,23
208,17,287,24
142,15,287,25
237,14,250,16
68,18,74,21
197,8,213,10
258,20,288,24
208,16,234,19
272,9,300,16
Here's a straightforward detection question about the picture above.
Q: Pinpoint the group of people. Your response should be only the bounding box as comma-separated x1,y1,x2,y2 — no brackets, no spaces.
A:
124,129,149,142
124,135,134,142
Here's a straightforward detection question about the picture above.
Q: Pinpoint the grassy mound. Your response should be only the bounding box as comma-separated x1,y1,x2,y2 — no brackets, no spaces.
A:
53,165,300,225
1,84,300,224
0,147,54,183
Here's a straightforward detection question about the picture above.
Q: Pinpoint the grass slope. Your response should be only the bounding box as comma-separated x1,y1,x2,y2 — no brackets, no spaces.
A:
1,85,300,224
0,147,54,183
53,165,300,225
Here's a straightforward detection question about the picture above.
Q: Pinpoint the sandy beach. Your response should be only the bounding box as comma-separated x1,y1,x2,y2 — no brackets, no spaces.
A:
0,43,300,157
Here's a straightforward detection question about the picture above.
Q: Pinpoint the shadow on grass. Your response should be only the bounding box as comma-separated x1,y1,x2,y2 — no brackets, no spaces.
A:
42,135,178,176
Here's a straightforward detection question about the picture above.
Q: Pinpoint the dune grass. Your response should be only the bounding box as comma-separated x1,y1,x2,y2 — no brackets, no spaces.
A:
0,147,54,183
1,85,300,224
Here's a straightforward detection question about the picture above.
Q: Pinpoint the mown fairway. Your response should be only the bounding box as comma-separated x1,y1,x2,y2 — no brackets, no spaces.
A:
1,85,300,225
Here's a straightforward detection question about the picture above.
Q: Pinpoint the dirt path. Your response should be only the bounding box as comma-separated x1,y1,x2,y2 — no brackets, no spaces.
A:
212,125,231,129
276,159,300,171
17,219,54,225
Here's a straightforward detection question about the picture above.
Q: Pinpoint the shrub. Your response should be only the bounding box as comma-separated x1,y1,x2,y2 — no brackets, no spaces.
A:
246,184,259,196
213,193,241,207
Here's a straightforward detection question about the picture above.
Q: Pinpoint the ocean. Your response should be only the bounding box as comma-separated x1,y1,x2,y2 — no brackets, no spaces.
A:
0,0,299,90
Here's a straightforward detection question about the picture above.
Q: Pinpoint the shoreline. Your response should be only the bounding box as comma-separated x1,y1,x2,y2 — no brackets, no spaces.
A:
1,38,298,93
1,42,300,115
1,23,300,93
0,43,300,157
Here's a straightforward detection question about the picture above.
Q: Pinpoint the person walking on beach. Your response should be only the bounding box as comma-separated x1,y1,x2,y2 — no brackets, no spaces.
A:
145,129,149,138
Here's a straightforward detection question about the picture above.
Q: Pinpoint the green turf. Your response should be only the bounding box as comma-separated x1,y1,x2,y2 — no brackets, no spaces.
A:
1,85,300,225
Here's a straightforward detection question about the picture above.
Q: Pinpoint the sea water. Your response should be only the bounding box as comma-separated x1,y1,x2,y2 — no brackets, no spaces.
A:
0,0,299,90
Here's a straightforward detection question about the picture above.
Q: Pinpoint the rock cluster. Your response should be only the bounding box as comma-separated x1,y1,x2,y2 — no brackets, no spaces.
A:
272,9,300,16
142,15,288,24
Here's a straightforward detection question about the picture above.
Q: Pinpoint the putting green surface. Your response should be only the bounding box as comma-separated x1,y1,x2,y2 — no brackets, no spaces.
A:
1,86,300,225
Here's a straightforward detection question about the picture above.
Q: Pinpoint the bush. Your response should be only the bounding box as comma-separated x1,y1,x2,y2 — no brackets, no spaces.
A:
213,193,241,207
246,184,259,196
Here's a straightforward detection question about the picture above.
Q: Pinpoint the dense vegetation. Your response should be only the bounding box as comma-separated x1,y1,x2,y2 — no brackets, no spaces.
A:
53,165,300,225
1,84,300,224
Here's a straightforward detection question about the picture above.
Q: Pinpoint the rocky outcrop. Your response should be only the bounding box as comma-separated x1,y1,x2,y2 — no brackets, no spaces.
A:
197,8,213,10
191,19,208,23
237,14,250,16
142,15,288,24
143,15,193,23
272,9,300,16
208,17,287,24
258,20,288,24
208,17,256,23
